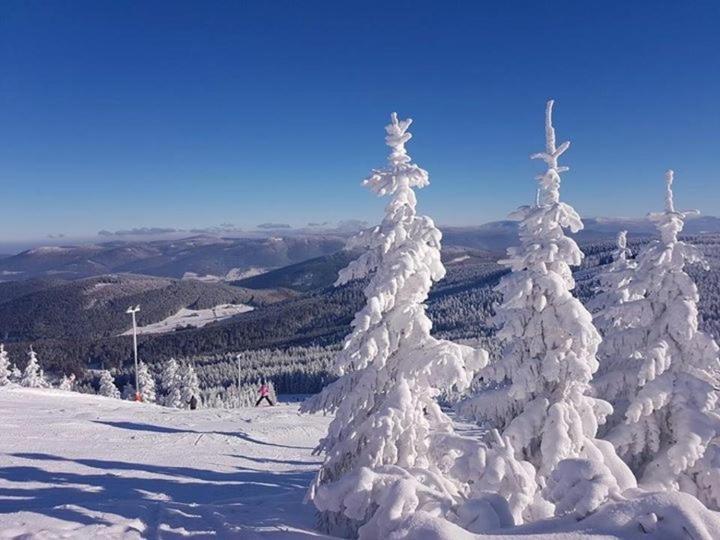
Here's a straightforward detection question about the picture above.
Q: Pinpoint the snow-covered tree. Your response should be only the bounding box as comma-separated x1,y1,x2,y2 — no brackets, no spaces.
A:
179,362,200,408
590,231,645,435
59,373,76,391
10,364,21,383
544,458,623,518
98,370,121,398
302,112,486,537
457,101,631,504
607,170,720,491
0,344,10,385
160,358,183,408
137,361,157,403
21,349,47,388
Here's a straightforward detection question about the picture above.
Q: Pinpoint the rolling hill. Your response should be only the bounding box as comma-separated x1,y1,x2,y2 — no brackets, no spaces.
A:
0,274,294,343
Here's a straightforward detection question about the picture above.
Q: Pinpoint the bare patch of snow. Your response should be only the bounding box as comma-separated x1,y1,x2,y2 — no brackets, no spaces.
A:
121,304,254,335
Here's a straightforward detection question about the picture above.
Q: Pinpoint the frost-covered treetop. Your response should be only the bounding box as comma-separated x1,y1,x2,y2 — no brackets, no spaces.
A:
502,100,584,277
530,100,570,205
649,169,701,247
615,230,630,261
335,113,435,295
362,112,429,197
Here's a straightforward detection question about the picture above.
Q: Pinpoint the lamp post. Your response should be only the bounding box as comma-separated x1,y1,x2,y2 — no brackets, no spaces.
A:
126,305,141,401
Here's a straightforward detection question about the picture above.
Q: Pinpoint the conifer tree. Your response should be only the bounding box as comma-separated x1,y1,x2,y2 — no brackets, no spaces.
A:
457,101,630,499
302,113,486,536
0,344,10,385
59,374,76,391
10,364,21,382
137,361,157,403
160,358,183,408
21,349,47,388
179,362,200,408
98,370,121,399
590,231,645,435
608,171,720,490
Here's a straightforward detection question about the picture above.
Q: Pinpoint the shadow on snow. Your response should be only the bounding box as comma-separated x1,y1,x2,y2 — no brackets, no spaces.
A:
0,452,317,538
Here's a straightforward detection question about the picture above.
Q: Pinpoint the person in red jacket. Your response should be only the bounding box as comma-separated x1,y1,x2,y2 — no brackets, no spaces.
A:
255,382,274,407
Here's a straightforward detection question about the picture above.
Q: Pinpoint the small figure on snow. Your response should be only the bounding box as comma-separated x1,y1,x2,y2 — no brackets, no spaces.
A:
189,394,198,410
255,382,274,407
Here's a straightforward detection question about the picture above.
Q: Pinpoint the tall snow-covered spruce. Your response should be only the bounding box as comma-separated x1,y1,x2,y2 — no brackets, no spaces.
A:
607,170,720,491
302,113,486,537
458,101,632,508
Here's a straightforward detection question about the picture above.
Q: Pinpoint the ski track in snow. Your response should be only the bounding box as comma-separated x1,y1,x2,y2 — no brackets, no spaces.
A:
0,386,332,539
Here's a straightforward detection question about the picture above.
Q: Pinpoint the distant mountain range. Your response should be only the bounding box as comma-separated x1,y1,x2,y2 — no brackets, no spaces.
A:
442,215,720,252
0,235,345,281
0,274,293,343
1,215,719,283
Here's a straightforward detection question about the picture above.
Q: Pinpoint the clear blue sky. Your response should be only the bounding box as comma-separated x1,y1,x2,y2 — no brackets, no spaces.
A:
1,0,718,242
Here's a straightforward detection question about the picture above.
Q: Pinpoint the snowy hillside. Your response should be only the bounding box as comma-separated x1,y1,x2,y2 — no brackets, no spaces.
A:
121,304,254,335
0,386,331,538
3,387,720,539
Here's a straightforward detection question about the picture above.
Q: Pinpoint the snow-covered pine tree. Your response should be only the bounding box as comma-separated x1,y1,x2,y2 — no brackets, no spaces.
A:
302,112,486,536
59,373,76,391
179,362,200,408
590,231,646,436
160,358,183,408
457,101,630,500
98,370,121,398
0,344,10,385
608,170,720,491
137,361,157,403
10,364,21,382
21,349,47,388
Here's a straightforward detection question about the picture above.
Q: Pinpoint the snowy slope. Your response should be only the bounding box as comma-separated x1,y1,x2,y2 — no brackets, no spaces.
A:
0,386,330,539
121,304,254,335
3,387,720,539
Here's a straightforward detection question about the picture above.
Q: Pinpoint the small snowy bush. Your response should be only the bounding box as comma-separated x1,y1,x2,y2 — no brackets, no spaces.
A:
545,458,622,518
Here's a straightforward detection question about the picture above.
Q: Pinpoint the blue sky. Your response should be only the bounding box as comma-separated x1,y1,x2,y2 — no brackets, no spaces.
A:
0,1,718,242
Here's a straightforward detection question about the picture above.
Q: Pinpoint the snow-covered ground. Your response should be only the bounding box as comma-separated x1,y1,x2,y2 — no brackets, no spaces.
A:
182,267,268,282
0,386,330,538
122,304,254,336
3,386,720,539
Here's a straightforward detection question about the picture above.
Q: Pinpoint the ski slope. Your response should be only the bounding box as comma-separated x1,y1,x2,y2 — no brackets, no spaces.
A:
121,304,254,336
0,386,331,539
3,386,720,539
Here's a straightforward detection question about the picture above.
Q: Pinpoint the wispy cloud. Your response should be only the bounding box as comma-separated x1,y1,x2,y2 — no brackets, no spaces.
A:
257,222,292,230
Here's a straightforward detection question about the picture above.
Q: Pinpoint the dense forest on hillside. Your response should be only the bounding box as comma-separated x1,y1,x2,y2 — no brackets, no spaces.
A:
5,235,720,397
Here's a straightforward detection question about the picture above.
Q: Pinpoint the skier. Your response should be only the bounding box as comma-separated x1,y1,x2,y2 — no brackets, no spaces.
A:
189,394,198,410
255,382,274,407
